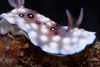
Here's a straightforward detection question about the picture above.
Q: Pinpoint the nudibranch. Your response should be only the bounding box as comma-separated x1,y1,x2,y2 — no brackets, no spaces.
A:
0,0,96,55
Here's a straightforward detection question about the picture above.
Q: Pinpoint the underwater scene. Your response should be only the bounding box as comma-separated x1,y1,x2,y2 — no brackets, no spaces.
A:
0,0,100,67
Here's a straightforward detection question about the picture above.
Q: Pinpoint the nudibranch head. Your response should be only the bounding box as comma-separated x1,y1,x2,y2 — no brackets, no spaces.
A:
0,0,96,55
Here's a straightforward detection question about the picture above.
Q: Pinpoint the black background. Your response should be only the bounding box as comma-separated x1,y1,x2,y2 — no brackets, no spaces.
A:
0,0,100,40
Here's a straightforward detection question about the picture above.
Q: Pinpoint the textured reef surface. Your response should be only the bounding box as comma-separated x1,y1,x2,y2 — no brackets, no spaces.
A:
0,33,100,67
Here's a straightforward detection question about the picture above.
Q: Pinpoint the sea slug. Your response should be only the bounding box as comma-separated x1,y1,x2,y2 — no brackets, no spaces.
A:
0,0,96,55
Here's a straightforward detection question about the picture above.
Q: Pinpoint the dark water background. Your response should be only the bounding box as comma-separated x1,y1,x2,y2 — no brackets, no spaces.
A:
0,0,100,40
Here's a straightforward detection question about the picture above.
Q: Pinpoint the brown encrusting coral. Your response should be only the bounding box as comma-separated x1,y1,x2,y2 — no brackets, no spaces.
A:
0,33,99,67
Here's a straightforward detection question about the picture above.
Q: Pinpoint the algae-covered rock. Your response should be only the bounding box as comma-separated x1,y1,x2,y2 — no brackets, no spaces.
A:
0,33,97,67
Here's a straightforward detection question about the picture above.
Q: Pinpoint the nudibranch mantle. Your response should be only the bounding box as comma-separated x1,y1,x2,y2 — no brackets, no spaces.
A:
0,0,96,55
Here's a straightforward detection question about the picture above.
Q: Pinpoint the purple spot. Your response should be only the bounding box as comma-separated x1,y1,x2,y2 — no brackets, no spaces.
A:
66,30,68,32
19,13,24,17
43,23,46,25
56,24,60,27
54,32,58,35
28,13,34,18
36,21,41,24
51,27,55,31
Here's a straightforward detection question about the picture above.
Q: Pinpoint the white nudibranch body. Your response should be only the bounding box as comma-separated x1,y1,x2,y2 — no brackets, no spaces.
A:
0,0,96,55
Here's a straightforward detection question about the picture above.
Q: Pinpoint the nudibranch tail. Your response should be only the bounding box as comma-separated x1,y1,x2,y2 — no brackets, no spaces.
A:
75,8,84,27
66,9,73,30
8,0,24,8
0,18,28,38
